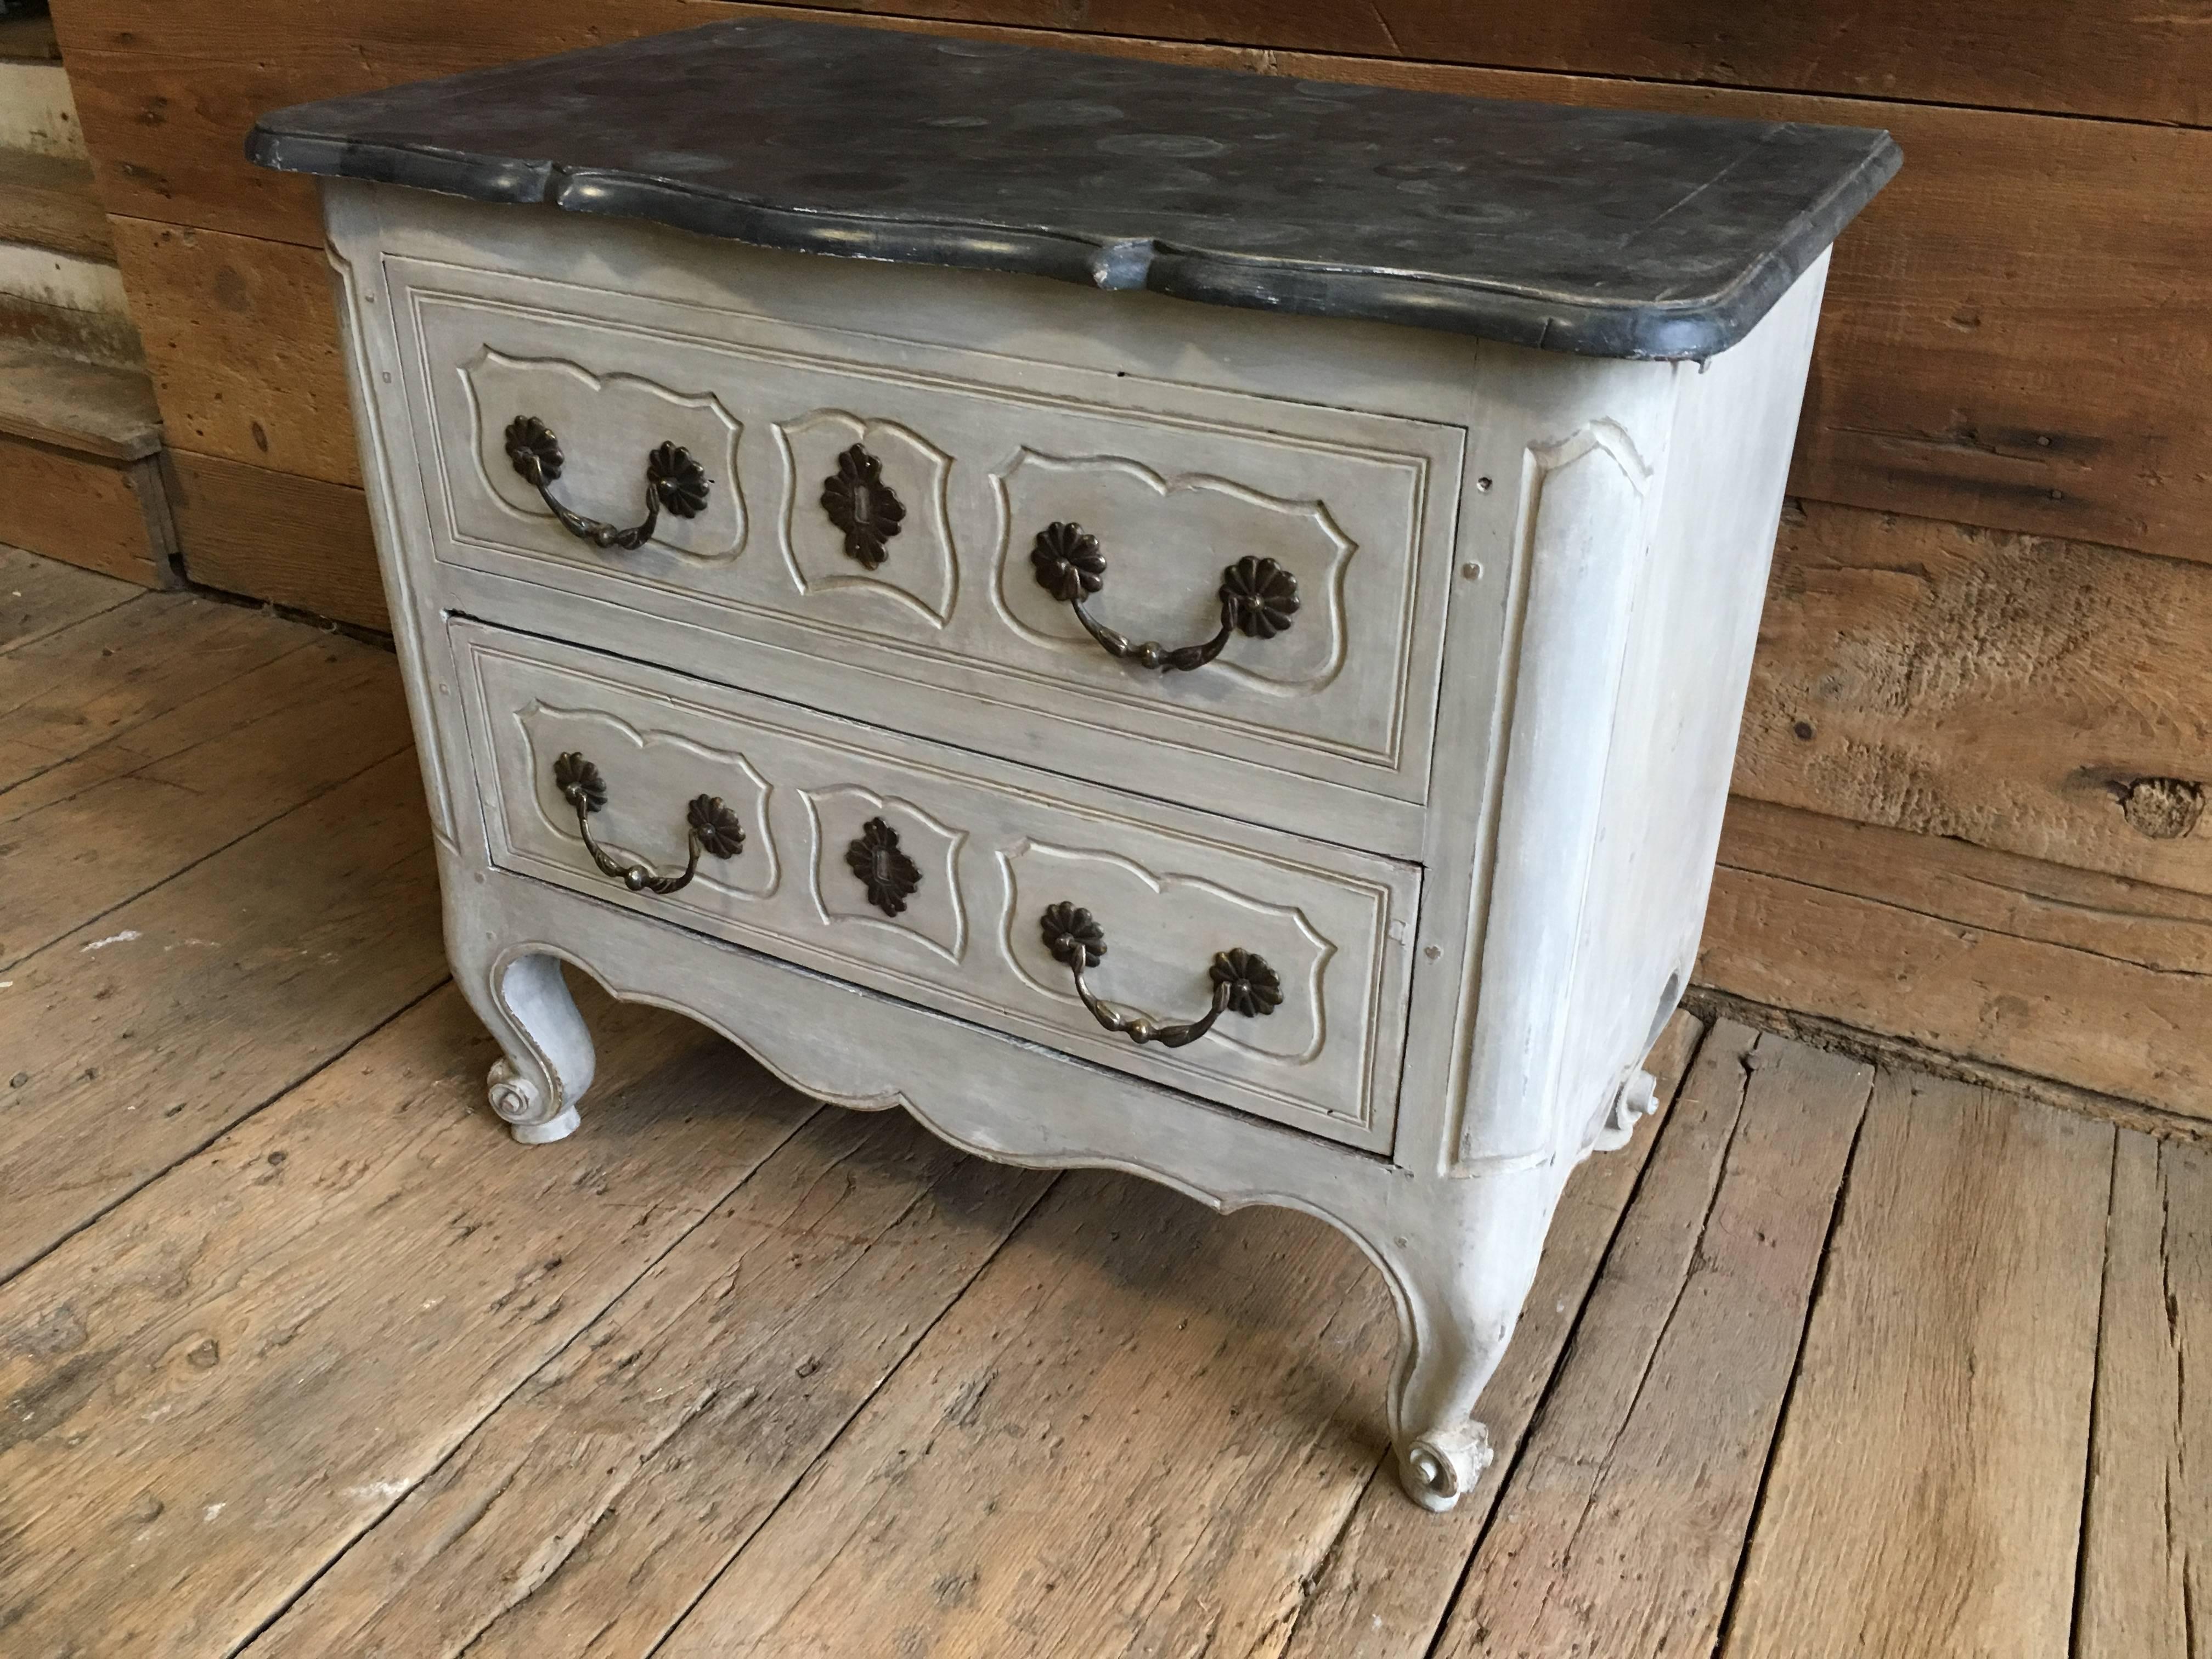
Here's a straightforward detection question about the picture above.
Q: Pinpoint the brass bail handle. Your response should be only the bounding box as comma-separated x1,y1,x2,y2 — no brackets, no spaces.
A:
1029,521,1300,673
505,415,711,552
1038,901,1282,1048
552,751,744,896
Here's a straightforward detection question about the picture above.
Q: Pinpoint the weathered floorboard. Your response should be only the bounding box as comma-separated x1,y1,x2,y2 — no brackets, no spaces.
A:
1429,1030,1871,1658
0,543,137,653
653,1173,1397,1654
1719,1074,2112,1657
0,558,2183,1656
247,1107,1053,1658
0,988,817,1657
0,634,411,968
0,751,445,1279
1279,1012,1705,1659
2075,1131,2211,1658
0,594,308,790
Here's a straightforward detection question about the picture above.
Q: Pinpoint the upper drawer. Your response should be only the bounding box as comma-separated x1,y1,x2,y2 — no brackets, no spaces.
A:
388,257,1465,820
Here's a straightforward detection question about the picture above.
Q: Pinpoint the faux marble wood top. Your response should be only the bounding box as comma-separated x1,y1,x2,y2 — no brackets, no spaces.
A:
249,19,1898,359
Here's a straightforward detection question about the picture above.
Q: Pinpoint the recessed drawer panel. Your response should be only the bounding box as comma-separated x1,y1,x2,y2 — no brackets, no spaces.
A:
453,622,1420,1150
394,258,1463,819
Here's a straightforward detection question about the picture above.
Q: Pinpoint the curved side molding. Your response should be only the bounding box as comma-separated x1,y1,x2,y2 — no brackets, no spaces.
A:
1456,421,1654,1170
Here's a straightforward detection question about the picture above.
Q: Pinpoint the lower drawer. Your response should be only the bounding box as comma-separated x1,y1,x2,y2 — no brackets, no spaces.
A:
452,622,1420,1150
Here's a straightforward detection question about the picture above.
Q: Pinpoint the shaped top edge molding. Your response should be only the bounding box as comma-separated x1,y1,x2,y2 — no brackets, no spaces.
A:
246,19,1898,363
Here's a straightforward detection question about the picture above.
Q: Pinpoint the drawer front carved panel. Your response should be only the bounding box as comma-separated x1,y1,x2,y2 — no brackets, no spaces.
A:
775,410,956,624
398,263,1463,810
456,622,1420,1148
998,837,1329,1067
991,450,1351,695
522,703,778,903
800,785,967,958
461,347,747,561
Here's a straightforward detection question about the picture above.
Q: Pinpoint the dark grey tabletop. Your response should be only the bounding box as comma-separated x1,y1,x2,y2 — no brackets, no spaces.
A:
248,20,1899,360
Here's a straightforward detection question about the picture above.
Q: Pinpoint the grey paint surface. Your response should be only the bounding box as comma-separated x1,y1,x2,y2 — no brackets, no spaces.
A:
249,19,1897,358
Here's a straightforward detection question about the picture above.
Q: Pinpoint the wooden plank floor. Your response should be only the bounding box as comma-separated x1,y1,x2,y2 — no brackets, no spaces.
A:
1,560,2200,1658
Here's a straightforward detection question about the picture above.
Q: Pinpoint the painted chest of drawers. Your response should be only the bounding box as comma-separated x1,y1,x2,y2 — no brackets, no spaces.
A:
251,21,1896,1510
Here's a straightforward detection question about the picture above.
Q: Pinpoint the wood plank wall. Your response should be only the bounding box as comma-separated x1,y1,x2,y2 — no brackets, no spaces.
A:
46,0,2212,1128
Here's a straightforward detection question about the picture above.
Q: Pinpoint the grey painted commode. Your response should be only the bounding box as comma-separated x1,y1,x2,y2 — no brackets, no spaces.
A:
251,20,1896,1511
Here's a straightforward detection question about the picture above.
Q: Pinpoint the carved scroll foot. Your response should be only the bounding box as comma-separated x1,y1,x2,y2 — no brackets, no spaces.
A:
487,1058,583,1144
450,932,598,1145
1398,1421,1496,1513
1376,1175,1551,1513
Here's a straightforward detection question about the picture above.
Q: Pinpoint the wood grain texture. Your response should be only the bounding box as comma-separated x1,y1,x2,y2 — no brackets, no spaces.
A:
169,450,385,629
731,0,2212,127
107,216,360,487
0,13,61,61
49,5,2212,560
49,3,1245,247
0,541,135,651
0,592,307,787
0,148,113,260
0,631,410,967
2076,1132,2211,1658
1268,54,2212,564
0,989,819,1657
1701,799,2212,1122
0,552,2191,1656
251,1107,1052,1658
1738,500,2212,897
1281,1013,1705,1659
0,433,168,586
0,343,163,460
1719,1073,2112,1658
1430,1027,1870,1659
652,1178,1413,1654
0,749,445,1280
756,1212,1362,1646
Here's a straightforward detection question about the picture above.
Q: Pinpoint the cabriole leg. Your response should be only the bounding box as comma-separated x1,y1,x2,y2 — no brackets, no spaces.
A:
1379,1171,1556,1512
452,939,597,1145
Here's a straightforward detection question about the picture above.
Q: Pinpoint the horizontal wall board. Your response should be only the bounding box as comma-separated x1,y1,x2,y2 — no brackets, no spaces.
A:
0,148,114,261
170,450,385,630
1266,52,2212,563
1699,798,2212,1122
736,0,2212,128
0,58,84,159
52,5,2212,558
1736,499,2212,898
0,284,140,366
108,216,359,488
0,432,168,585
0,343,162,459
